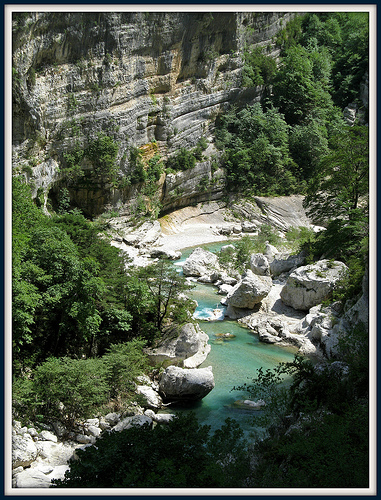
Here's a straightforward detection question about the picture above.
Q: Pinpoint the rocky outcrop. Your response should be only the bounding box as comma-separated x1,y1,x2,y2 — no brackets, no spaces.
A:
12,11,295,216
229,195,312,233
144,322,210,368
280,260,348,311
182,247,220,278
108,218,162,248
269,252,306,276
159,365,215,402
162,161,226,213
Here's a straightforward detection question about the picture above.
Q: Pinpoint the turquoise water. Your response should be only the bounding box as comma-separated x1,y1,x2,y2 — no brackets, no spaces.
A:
166,245,297,438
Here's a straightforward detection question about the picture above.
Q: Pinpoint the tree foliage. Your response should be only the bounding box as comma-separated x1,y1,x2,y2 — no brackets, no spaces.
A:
52,414,252,488
304,125,368,223
13,340,149,426
216,103,301,195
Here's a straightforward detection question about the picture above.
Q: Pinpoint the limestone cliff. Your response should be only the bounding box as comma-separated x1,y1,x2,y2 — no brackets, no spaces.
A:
12,11,295,216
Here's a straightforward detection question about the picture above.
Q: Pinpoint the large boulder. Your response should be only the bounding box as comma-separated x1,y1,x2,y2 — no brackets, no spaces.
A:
280,260,348,311
145,323,210,368
159,365,215,402
182,247,220,278
226,270,272,309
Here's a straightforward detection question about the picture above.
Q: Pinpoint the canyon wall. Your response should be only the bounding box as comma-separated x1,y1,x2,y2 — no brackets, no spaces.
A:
12,11,295,216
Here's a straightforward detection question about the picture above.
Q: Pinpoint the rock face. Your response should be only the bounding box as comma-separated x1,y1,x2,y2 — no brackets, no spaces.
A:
12,11,295,216
280,260,348,311
182,247,220,278
159,365,215,401
226,269,272,309
162,161,226,213
144,322,210,368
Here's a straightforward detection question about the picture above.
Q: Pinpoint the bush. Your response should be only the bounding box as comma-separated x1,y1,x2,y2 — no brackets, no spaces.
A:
165,148,196,171
12,341,150,426
85,133,118,182
102,340,150,400
14,357,109,427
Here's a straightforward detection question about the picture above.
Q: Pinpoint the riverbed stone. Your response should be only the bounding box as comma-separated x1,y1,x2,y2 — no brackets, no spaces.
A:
136,385,163,409
182,247,220,278
145,322,210,368
226,270,272,309
159,365,215,402
112,415,153,432
12,434,38,468
249,253,270,276
39,430,58,442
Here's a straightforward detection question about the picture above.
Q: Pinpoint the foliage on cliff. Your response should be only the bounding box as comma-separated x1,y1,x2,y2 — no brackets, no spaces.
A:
216,11,368,197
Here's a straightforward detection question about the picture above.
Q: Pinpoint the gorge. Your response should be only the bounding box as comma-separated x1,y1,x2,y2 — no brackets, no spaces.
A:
10,7,371,491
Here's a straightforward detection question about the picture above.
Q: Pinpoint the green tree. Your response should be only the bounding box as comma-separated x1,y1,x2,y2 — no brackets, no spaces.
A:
85,132,118,184
136,259,195,336
272,45,334,125
102,340,150,400
13,226,106,363
289,119,329,179
165,147,196,172
31,356,109,427
216,103,300,195
331,12,369,108
241,45,277,90
304,125,368,224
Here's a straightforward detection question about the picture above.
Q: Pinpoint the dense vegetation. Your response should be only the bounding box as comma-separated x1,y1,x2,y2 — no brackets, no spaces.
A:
12,177,195,423
52,414,252,488
12,11,369,490
216,11,368,197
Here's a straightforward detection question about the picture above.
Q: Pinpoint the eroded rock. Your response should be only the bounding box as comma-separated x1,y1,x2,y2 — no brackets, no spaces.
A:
159,365,215,402
280,260,348,311
182,247,220,278
226,269,272,309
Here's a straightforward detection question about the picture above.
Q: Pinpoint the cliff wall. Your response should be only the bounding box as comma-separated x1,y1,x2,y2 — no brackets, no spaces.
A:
12,11,294,216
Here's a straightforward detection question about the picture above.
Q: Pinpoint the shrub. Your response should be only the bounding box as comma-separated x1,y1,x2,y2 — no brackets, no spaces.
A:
165,148,196,172
85,133,118,182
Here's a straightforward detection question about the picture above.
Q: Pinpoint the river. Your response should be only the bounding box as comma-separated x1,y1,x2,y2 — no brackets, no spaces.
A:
160,244,298,439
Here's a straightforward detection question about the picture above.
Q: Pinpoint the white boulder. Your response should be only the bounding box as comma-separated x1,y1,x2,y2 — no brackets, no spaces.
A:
269,252,305,276
145,322,210,368
136,385,163,409
226,269,272,309
249,253,270,276
112,415,153,432
182,247,220,278
159,365,215,402
280,260,348,311
12,434,38,468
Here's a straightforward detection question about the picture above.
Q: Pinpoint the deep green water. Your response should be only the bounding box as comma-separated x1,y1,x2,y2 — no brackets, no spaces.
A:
161,244,297,438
